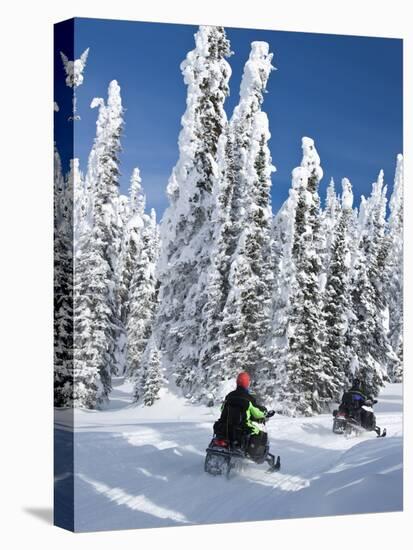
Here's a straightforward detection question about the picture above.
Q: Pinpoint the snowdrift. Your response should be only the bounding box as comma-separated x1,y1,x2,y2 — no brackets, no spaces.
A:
54,382,402,531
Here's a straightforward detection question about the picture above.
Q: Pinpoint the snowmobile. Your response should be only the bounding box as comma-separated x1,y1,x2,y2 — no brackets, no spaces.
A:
332,399,386,438
204,417,281,479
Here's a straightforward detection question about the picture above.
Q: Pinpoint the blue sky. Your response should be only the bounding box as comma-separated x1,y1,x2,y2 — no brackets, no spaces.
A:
54,18,402,216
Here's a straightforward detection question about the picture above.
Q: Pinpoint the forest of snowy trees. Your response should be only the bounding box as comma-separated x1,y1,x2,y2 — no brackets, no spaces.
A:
54,25,403,416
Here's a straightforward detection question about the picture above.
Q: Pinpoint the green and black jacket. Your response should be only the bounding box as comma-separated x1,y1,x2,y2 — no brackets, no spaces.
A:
217,386,267,436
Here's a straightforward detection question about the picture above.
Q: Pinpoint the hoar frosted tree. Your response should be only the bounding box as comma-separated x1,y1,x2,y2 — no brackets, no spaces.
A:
321,177,354,395
128,209,160,382
73,80,124,408
278,138,331,416
349,170,394,396
154,26,232,397
54,148,75,406
134,337,163,406
196,41,276,404
384,155,403,380
117,168,146,327
115,167,148,375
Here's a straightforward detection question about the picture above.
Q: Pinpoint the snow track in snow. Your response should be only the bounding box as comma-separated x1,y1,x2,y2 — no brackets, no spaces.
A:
54,382,402,531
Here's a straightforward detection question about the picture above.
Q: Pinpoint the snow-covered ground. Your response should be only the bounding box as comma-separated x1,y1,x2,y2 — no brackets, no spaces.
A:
54,381,403,532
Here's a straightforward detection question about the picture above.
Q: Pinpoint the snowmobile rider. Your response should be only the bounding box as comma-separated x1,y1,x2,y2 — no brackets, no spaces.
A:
213,372,275,460
339,377,374,428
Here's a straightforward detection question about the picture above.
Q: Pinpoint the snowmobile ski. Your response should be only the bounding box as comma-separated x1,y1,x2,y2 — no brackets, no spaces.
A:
267,454,281,473
376,427,387,438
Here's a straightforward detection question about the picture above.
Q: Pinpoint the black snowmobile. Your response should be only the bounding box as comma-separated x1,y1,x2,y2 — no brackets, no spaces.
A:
332,399,386,438
204,415,280,479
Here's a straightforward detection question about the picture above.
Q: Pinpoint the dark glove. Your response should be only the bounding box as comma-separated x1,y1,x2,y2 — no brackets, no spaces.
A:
266,410,275,418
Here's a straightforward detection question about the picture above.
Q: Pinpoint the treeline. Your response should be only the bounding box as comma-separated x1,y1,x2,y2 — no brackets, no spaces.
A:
54,26,403,416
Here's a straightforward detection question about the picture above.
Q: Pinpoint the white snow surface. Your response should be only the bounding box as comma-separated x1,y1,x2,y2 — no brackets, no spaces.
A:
55,382,402,531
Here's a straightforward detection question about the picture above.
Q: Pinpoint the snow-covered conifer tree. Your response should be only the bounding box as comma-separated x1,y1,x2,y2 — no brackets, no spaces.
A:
278,138,332,415
322,177,354,394
115,168,147,375
324,178,341,231
320,178,341,280
127,209,160,378
385,155,404,380
67,159,89,254
80,95,111,237
215,42,275,400
54,146,65,226
134,337,163,406
117,194,130,234
118,168,146,325
195,128,235,403
73,80,124,408
270,173,301,395
154,26,232,397
54,147,74,406
349,170,395,396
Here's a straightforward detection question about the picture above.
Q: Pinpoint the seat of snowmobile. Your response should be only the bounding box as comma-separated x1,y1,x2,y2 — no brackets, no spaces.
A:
213,403,249,447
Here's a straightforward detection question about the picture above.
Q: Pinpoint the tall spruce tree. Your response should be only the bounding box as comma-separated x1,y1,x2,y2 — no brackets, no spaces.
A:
195,127,235,403
321,177,354,396
115,168,147,375
134,337,163,406
69,159,89,256
270,162,310,401
154,26,232,397
118,168,146,326
320,178,341,284
54,147,75,406
196,41,276,403
349,171,393,396
214,42,275,401
73,80,124,408
278,138,331,416
127,209,160,379
385,155,403,380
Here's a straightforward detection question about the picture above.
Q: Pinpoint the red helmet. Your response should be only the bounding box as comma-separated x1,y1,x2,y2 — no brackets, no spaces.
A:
236,372,251,389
